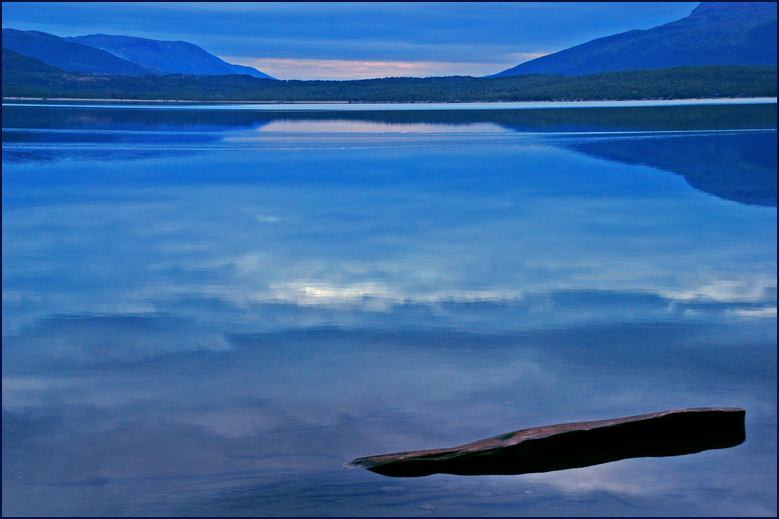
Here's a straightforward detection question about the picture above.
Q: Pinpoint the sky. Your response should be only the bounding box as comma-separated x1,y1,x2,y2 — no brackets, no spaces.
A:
2,2,700,80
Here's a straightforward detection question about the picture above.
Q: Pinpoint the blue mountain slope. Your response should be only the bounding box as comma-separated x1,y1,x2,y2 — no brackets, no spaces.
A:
66,34,274,79
2,29,151,75
493,2,777,77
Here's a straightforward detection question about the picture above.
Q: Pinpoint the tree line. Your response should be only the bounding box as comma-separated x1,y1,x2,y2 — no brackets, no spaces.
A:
3,48,776,102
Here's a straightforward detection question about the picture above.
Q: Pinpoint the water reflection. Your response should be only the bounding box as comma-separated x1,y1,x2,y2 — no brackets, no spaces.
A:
4,103,776,208
569,132,777,207
2,102,777,516
3,325,776,515
3,101,776,131
256,120,508,134
4,143,774,335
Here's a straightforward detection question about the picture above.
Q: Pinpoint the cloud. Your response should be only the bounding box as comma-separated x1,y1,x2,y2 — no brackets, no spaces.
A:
2,2,699,77
221,57,534,80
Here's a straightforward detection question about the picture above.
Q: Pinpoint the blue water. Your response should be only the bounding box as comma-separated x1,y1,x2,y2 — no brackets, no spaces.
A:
2,102,776,516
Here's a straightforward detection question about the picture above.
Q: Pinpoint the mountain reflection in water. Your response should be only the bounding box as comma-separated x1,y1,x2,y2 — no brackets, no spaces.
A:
569,132,777,207
3,102,776,207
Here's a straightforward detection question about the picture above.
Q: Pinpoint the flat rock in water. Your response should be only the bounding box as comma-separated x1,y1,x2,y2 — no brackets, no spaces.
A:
345,407,745,477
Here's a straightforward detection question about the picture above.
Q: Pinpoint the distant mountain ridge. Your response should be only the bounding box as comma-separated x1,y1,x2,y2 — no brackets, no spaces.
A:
494,2,777,77
2,29,151,75
65,34,273,78
4,43,775,102
2,28,273,79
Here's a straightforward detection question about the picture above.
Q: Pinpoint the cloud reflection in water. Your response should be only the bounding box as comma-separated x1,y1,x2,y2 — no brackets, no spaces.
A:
2,103,776,516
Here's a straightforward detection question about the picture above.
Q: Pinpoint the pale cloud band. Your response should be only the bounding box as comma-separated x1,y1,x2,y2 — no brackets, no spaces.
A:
223,55,547,80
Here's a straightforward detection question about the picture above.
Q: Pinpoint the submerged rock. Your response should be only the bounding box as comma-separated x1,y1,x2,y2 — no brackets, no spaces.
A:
346,407,745,477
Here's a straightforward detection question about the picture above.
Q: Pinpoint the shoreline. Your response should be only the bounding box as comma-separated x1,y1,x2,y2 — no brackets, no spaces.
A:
1,98,351,103
3,97,777,110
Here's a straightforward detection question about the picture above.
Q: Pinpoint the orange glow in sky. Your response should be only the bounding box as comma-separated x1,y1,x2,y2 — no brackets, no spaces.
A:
222,55,547,80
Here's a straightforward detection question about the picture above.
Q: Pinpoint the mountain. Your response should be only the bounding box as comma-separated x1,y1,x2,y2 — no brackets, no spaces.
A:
2,46,69,76
2,29,273,79
494,2,777,77
66,34,273,79
4,51,775,102
2,28,151,75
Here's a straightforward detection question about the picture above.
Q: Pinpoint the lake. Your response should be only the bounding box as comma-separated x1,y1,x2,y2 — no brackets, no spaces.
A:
2,100,776,516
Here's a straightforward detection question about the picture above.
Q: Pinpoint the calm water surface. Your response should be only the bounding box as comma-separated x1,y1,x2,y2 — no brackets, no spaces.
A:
2,101,777,516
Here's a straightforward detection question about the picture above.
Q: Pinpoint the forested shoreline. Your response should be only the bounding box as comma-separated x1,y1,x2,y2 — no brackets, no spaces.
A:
2,47,776,102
